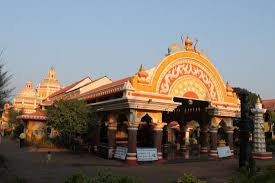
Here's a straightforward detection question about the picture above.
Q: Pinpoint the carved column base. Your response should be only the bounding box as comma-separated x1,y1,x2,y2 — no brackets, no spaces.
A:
209,150,218,157
200,147,208,154
253,152,272,160
126,153,137,166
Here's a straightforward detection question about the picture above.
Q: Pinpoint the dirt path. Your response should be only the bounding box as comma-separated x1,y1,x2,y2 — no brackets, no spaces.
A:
0,137,274,183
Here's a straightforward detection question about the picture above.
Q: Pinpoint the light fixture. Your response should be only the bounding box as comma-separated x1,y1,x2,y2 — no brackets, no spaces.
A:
188,99,193,105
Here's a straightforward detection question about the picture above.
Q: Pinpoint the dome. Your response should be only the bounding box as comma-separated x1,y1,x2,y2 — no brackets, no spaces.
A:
18,80,37,99
13,80,38,113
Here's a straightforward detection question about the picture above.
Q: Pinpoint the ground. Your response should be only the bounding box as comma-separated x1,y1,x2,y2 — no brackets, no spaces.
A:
0,137,274,183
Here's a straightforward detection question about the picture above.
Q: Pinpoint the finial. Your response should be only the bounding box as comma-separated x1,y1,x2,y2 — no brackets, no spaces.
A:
139,64,145,72
185,36,193,50
226,81,233,92
256,97,261,104
138,64,148,78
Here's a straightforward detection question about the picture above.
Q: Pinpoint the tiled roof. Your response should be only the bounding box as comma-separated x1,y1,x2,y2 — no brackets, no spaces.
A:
48,77,91,99
262,99,275,111
79,77,131,100
17,109,47,121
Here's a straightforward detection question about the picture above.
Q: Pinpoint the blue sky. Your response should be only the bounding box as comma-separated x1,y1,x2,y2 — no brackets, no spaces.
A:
1,0,275,99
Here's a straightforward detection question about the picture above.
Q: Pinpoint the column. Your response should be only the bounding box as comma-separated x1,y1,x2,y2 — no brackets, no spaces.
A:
126,122,139,166
200,127,209,154
154,124,164,160
107,123,117,159
179,127,186,152
209,127,218,157
225,128,234,156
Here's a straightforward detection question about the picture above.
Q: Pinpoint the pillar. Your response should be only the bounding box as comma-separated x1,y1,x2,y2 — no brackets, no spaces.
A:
107,123,117,159
209,127,218,157
126,122,139,166
225,128,234,156
154,124,164,160
200,127,209,154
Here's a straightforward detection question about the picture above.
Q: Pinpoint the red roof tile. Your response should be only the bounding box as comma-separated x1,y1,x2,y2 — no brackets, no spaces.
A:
17,109,47,121
79,77,131,99
262,99,275,111
48,77,92,99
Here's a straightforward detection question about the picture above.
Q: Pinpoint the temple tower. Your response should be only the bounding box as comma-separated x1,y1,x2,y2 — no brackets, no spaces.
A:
36,67,61,100
251,98,272,159
13,80,38,113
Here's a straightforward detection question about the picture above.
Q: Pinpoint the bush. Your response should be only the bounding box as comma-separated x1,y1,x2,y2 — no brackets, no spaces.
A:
8,176,28,183
64,172,92,183
64,170,143,183
0,154,7,169
229,166,275,183
13,123,24,139
176,173,206,183
266,139,275,152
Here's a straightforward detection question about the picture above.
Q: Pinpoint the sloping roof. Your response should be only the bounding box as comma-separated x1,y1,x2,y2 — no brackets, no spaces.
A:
17,109,47,121
262,99,275,111
79,77,131,100
48,77,92,99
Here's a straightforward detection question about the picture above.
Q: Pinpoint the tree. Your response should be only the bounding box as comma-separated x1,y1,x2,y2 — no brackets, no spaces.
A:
47,99,94,148
8,107,20,125
233,87,260,109
0,50,13,108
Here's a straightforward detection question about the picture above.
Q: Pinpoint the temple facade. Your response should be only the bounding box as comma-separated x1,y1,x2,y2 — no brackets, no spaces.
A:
16,37,241,163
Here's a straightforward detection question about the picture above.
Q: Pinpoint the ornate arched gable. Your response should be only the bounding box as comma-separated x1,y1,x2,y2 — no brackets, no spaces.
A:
131,50,238,104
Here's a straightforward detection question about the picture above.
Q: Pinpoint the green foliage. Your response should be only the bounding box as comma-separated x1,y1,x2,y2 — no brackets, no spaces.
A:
176,173,206,183
0,154,7,169
230,166,275,183
233,87,260,109
8,108,20,125
7,176,28,183
47,99,90,147
64,172,92,183
266,139,275,152
13,122,24,139
0,51,13,108
64,170,143,183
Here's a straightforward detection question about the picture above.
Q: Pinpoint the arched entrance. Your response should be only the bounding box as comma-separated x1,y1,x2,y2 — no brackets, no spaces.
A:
163,97,210,159
137,114,154,147
116,114,128,146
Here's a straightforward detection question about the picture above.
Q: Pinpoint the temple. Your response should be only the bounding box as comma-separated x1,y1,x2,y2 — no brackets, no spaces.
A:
15,37,241,164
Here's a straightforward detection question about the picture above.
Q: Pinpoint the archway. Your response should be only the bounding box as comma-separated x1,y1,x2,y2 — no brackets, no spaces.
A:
116,114,128,146
137,114,154,147
99,114,108,144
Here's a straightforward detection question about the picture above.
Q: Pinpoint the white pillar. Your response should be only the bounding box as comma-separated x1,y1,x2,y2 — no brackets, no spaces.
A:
251,98,272,159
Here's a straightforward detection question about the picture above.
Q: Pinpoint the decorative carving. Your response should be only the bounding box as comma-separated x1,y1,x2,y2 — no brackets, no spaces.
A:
158,63,218,101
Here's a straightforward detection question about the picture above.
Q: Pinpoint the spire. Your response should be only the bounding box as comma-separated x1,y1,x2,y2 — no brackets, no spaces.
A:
48,66,56,80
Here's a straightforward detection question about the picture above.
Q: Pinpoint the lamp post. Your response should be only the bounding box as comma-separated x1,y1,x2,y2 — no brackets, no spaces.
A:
239,92,251,168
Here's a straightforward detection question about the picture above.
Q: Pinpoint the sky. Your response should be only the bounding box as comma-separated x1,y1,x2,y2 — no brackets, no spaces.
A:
0,0,275,99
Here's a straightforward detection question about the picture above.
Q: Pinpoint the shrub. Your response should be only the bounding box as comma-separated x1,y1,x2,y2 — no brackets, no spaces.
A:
64,172,92,183
0,154,7,169
8,176,28,183
64,170,143,183
229,166,275,183
176,173,206,183
266,139,275,152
